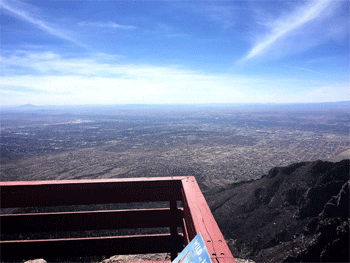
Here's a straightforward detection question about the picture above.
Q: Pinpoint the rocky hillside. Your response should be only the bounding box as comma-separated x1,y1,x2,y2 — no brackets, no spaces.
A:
205,159,349,263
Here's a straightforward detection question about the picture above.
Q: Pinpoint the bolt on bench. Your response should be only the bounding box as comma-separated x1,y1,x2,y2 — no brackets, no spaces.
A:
0,176,236,263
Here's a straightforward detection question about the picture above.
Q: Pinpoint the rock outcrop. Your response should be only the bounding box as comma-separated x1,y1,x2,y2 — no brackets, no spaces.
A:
283,181,349,262
205,159,349,262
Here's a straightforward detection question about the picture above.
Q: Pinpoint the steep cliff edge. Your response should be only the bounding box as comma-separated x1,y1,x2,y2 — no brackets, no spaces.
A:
205,159,349,262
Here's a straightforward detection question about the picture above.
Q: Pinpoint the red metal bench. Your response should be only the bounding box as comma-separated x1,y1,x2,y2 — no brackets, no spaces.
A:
0,176,236,263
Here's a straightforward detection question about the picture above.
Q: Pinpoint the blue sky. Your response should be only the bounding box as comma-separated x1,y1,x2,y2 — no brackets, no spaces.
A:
1,0,349,105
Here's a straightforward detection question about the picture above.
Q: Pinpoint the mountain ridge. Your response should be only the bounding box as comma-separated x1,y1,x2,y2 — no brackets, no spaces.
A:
205,159,349,262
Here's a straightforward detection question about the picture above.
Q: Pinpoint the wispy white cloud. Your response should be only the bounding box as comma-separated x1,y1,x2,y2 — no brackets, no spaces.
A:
143,23,189,38
286,65,318,73
0,0,85,47
242,0,338,61
305,55,348,65
78,21,137,30
197,4,237,30
0,51,259,105
159,23,189,38
305,85,350,103
1,51,347,106
177,2,238,30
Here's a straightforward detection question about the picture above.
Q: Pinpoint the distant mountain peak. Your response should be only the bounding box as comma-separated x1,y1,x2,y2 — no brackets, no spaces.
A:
18,104,37,108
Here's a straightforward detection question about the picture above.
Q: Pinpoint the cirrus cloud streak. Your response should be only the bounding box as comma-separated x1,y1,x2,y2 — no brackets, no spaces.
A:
242,0,344,61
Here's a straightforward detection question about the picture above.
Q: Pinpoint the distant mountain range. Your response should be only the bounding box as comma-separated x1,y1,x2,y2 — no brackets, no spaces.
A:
205,159,349,263
3,100,349,111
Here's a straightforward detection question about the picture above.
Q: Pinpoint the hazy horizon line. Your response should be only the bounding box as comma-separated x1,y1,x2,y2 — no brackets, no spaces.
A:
2,100,349,109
